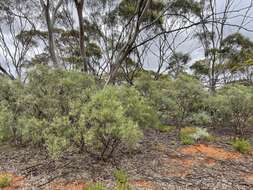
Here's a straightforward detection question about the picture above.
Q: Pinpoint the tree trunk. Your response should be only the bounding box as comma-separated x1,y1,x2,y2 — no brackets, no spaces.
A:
45,4,59,68
74,0,88,72
40,0,63,68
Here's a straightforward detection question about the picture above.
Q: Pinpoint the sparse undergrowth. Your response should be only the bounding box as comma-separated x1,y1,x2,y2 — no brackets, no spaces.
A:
232,139,252,154
0,174,12,188
180,127,211,145
87,182,105,190
157,125,176,133
114,169,132,190
85,169,132,190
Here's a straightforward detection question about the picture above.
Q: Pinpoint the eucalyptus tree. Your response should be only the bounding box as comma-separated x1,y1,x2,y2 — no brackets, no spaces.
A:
39,0,64,68
192,0,253,91
221,33,253,84
73,0,89,72
0,0,37,80
85,0,204,84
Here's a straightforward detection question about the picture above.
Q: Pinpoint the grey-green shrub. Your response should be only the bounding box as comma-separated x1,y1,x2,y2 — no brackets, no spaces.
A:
232,139,251,153
207,84,253,135
135,74,207,127
170,75,207,126
114,169,132,190
0,78,25,142
0,174,12,188
87,182,105,190
180,127,211,145
79,86,158,160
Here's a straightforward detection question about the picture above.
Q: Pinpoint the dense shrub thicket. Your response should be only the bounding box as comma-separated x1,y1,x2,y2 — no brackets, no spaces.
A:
135,72,253,134
0,66,252,158
135,73,208,127
0,66,158,159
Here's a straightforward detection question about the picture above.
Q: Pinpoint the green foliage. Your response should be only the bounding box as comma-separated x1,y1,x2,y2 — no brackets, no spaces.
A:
135,73,207,127
17,116,46,145
80,86,156,159
0,174,11,188
180,135,195,145
221,33,253,80
0,66,97,157
170,0,202,16
207,84,253,135
180,127,210,145
117,0,165,26
25,65,96,120
87,182,105,190
0,106,14,142
232,139,252,154
114,169,132,190
22,66,96,155
43,116,72,158
1,64,252,160
134,72,173,124
169,74,207,126
0,78,24,142
190,59,209,77
156,125,175,133
166,52,190,78
189,112,211,127
180,127,197,145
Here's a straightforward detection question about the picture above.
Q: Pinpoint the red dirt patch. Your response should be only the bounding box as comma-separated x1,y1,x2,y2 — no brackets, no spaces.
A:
204,158,217,167
44,181,86,190
179,144,241,160
131,179,160,190
242,174,253,185
0,173,25,190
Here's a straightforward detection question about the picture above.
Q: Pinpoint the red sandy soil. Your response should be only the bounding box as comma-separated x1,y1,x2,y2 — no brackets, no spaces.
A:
179,144,241,160
159,144,243,178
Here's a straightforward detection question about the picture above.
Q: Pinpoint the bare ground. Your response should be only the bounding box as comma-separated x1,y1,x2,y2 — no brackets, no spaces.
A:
0,130,253,190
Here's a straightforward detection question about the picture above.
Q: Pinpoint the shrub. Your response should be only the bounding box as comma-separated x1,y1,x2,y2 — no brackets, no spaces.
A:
87,182,105,190
17,116,46,145
134,73,175,124
79,86,157,160
0,78,25,143
21,66,96,157
0,106,14,142
180,127,210,145
189,112,211,127
114,169,132,190
206,94,230,129
24,65,96,121
43,116,72,158
207,84,253,135
180,135,195,145
223,85,253,135
170,75,207,126
135,74,207,127
0,174,12,188
157,125,175,133
180,127,197,145
232,139,252,154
